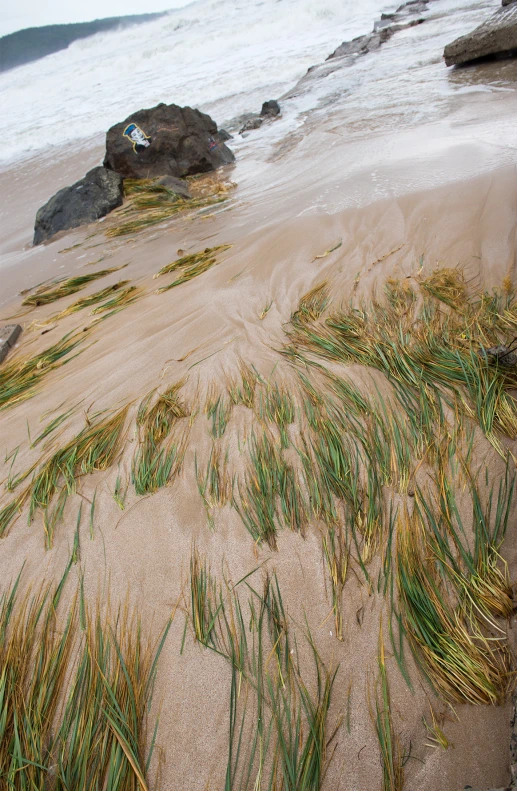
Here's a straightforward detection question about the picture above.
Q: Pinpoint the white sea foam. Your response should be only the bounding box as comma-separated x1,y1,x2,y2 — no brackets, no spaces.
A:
0,0,390,165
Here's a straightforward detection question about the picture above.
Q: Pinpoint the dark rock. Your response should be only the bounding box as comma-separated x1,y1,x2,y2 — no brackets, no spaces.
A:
503,0,516,6
261,99,281,117
444,3,517,66
103,103,234,180
33,167,123,245
239,117,264,134
153,175,191,199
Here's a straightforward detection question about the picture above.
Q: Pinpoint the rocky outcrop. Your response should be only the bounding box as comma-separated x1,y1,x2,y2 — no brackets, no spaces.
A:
103,103,235,180
0,325,22,364
444,2,517,66
33,167,123,245
327,0,429,60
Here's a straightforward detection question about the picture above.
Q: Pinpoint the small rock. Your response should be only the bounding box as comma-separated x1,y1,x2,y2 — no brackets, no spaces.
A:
33,167,123,245
483,345,517,366
217,129,233,142
261,100,281,117
0,341,10,364
0,324,22,348
239,117,264,134
153,175,191,199
0,324,22,363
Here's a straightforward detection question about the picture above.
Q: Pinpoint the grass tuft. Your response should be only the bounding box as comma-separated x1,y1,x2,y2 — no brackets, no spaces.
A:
22,266,127,306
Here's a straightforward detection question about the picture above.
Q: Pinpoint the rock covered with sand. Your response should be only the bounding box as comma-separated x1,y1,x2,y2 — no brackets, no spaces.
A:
103,103,235,180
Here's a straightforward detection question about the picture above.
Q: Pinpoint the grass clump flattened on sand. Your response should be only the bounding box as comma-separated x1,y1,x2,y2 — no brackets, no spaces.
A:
256,380,295,449
416,462,515,626
0,568,171,791
205,382,233,439
189,552,339,791
0,329,90,411
0,405,130,543
285,269,517,445
227,359,257,409
396,510,511,705
42,280,131,322
291,280,331,325
154,244,232,293
91,284,145,316
196,443,233,528
30,405,129,546
22,266,127,306
105,178,231,238
235,429,308,549
132,381,190,495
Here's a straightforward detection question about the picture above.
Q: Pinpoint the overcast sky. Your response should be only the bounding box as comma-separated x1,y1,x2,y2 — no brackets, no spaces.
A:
0,0,192,37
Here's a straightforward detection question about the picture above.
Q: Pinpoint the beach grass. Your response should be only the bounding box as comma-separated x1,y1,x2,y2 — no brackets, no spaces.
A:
0,329,91,411
257,381,295,449
0,568,171,791
196,443,233,524
22,266,127,306
105,180,229,238
41,280,131,322
227,360,257,409
292,281,331,325
154,245,232,292
90,284,145,315
20,405,130,545
371,631,407,791
132,382,189,495
189,554,339,791
205,383,233,439
285,272,517,446
396,510,511,705
322,522,348,640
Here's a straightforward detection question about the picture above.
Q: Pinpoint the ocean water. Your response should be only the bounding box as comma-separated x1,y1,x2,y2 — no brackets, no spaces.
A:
0,0,392,166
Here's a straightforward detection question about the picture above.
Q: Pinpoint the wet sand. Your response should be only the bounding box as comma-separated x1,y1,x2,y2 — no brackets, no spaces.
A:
2,2,517,789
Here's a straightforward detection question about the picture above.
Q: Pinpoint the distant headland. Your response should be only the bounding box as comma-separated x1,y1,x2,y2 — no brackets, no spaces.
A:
0,13,167,73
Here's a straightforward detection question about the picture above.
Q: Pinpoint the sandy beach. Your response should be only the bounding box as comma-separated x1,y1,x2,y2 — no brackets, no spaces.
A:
2,0,517,789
